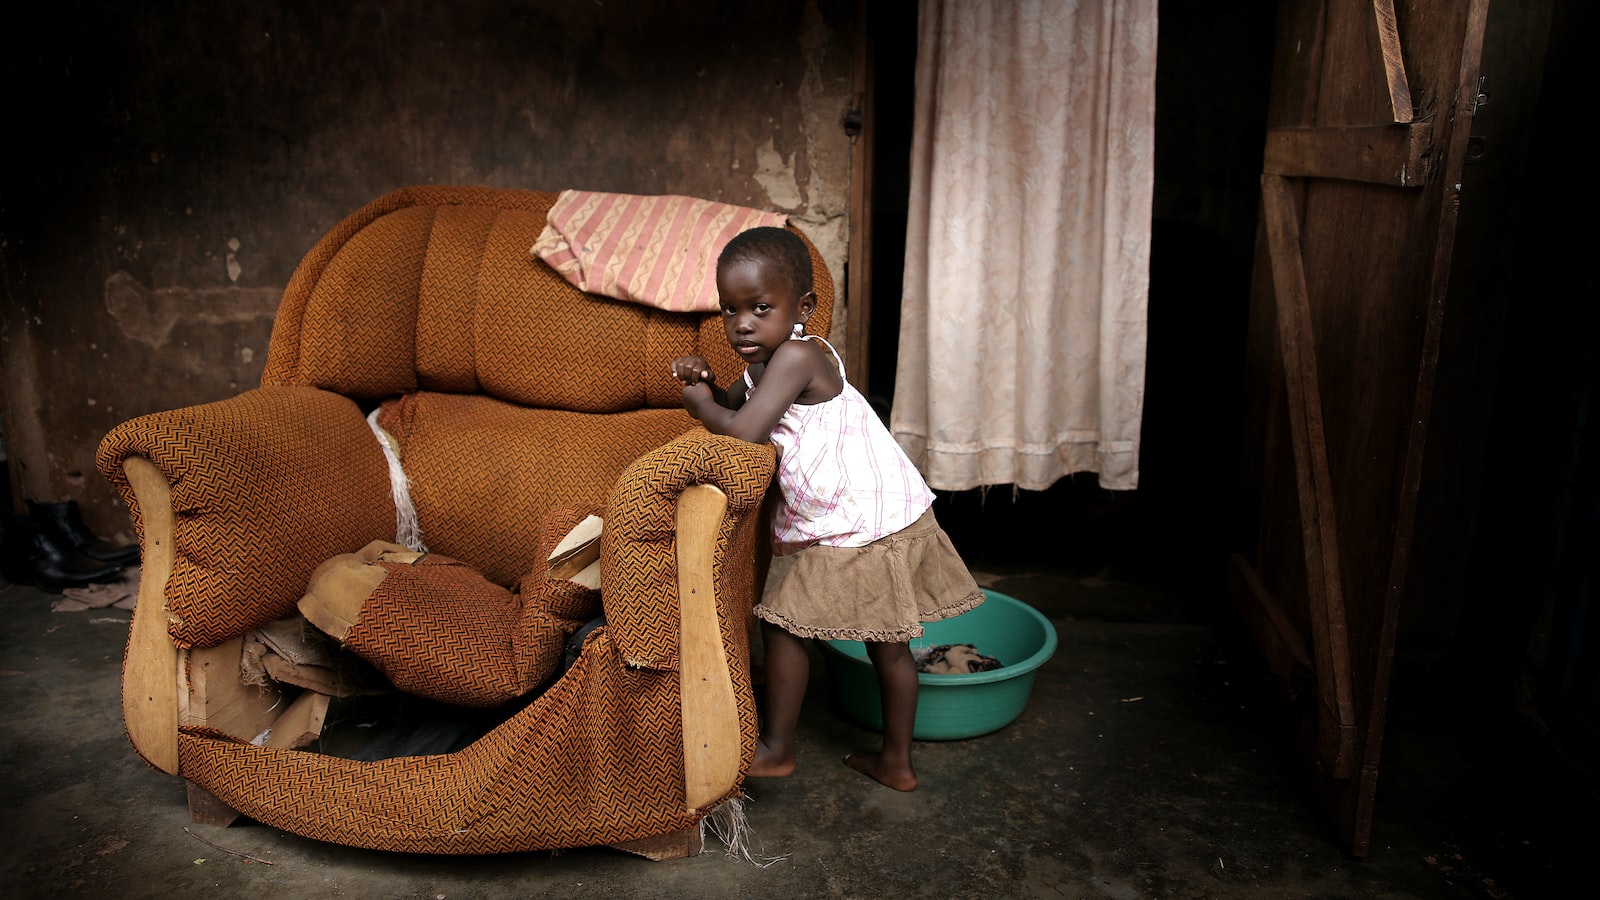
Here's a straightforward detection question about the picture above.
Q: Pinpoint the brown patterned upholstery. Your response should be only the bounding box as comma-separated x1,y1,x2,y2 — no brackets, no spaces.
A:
339,553,544,707
256,185,835,412
96,385,396,648
375,392,698,587
95,185,834,854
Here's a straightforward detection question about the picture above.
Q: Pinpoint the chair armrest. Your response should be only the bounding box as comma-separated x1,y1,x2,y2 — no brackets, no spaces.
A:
599,429,775,672
598,429,774,813
98,386,396,773
96,385,397,649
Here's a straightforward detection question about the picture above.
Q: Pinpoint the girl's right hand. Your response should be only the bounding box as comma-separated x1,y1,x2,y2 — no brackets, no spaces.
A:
670,355,714,386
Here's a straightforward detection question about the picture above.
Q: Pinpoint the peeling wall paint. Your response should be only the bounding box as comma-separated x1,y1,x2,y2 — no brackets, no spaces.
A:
753,138,806,211
104,273,281,350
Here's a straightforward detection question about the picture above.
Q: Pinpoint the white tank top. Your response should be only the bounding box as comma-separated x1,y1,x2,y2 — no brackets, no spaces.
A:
743,336,933,556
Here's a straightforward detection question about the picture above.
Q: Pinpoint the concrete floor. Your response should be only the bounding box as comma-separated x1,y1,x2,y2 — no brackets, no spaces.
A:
3,504,1597,899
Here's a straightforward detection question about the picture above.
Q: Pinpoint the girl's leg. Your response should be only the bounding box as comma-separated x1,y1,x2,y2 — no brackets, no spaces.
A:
844,640,919,791
749,622,808,777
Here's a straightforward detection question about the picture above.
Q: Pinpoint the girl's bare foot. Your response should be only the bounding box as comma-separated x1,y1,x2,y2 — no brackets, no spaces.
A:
747,740,795,778
843,752,918,791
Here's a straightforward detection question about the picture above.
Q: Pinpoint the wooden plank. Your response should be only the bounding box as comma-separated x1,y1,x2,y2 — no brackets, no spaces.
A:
120,457,181,775
263,690,331,749
608,825,704,861
184,637,285,743
1227,553,1315,684
546,514,603,582
1334,0,1495,859
677,484,740,813
1260,175,1358,779
1263,124,1430,186
1264,0,1326,129
259,652,384,698
1370,0,1414,123
186,780,241,828
245,617,389,697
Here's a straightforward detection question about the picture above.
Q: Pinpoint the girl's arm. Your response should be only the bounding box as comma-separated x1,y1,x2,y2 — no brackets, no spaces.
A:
683,340,822,444
670,355,745,409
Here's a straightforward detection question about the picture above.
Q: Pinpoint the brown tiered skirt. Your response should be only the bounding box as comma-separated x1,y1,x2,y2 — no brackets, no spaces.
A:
753,508,985,643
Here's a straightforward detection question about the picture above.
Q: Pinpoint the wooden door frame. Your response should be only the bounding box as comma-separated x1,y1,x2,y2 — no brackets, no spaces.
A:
845,1,875,393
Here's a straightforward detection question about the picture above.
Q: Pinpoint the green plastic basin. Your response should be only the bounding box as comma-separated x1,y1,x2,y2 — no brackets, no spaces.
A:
820,589,1058,740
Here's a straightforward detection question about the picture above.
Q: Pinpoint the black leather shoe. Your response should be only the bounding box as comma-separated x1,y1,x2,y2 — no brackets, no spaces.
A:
28,500,140,565
2,514,125,591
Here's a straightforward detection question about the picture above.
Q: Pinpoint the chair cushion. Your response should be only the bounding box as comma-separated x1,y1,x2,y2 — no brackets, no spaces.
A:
299,504,604,708
376,391,697,587
282,193,716,411
264,186,829,413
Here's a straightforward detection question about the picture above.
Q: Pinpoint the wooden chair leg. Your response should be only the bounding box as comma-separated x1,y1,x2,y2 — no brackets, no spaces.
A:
607,824,703,860
186,780,242,827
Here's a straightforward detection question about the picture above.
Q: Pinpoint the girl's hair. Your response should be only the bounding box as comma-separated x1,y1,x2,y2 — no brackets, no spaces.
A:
718,226,814,296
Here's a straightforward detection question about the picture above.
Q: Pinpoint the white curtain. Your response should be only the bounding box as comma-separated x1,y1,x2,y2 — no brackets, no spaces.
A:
890,0,1157,491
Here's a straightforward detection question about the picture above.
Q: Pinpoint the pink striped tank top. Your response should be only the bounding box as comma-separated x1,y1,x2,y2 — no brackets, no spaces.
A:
744,336,934,557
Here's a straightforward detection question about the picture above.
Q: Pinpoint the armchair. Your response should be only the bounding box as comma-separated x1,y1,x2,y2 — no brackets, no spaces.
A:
95,185,834,856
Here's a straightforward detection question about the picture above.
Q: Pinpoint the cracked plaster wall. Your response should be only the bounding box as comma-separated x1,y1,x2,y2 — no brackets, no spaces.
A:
0,0,858,538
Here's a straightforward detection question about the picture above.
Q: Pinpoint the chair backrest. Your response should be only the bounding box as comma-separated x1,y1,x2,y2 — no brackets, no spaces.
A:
260,185,835,411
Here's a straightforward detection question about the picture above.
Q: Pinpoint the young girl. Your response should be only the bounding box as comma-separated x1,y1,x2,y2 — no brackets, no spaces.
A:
670,226,984,791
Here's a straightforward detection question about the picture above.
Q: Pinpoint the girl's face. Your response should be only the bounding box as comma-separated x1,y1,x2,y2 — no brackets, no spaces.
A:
716,257,813,365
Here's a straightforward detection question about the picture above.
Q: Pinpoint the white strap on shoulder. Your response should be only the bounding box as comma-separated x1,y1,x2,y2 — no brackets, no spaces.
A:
802,334,846,377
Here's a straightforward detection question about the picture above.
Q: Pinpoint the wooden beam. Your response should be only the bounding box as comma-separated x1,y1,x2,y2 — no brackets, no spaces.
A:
677,483,740,813
1260,175,1358,779
608,824,704,861
185,780,242,828
1371,0,1414,123
1263,124,1431,186
183,637,285,743
1227,553,1315,683
1339,0,1496,858
263,690,331,749
546,514,603,583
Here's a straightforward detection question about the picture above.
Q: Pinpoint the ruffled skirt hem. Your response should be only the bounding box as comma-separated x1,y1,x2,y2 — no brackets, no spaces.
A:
752,508,984,642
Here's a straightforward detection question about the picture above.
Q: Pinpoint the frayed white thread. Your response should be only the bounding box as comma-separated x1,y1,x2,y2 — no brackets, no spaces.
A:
366,408,427,552
699,795,786,868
